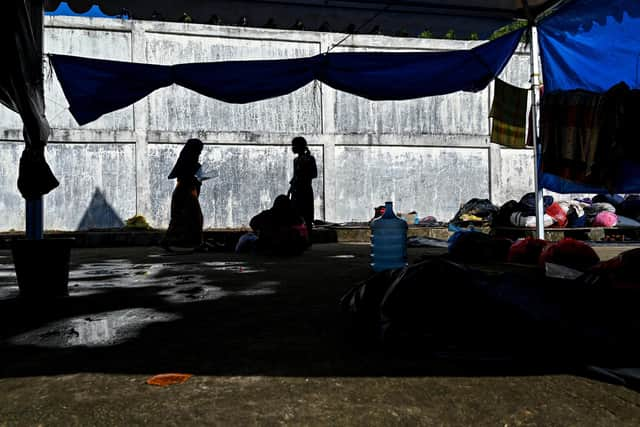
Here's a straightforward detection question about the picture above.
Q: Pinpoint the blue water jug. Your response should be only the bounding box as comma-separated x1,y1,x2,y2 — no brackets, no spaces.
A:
371,201,408,272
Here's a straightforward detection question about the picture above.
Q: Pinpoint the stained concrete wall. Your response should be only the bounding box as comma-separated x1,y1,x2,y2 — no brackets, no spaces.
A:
0,16,535,231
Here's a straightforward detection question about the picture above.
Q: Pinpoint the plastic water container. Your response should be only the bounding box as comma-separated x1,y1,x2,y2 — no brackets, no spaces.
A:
371,201,408,272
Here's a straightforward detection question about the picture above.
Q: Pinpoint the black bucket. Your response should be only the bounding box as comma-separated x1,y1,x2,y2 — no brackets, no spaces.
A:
11,238,74,298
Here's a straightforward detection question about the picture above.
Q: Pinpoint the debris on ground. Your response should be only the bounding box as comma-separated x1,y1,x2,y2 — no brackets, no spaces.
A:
146,373,193,387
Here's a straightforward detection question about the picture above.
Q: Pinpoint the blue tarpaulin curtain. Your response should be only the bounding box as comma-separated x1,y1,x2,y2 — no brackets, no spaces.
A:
537,0,640,193
315,32,521,99
50,27,524,126
540,162,640,193
538,0,640,93
52,55,173,126
173,56,322,104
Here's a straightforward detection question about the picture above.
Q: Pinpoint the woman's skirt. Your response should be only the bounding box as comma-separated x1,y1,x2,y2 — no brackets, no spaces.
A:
163,180,203,248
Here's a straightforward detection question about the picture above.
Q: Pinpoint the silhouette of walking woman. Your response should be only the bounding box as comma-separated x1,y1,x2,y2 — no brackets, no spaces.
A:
288,136,317,240
162,138,205,251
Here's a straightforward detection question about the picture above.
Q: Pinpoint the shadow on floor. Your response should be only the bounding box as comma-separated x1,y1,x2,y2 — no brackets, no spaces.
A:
0,245,635,389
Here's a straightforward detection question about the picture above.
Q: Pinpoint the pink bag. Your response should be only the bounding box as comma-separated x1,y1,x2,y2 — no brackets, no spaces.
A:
592,211,617,227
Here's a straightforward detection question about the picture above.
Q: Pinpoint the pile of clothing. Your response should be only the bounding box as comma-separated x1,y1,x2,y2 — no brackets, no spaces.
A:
449,198,499,227
507,236,640,291
508,236,600,270
494,193,640,229
494,193,561,228
417,215,445,227
341,234,640,349
371,205,444,227
561,194,640,228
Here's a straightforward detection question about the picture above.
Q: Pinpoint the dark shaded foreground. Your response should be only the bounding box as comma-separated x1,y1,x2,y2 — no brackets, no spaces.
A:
0,244,639,426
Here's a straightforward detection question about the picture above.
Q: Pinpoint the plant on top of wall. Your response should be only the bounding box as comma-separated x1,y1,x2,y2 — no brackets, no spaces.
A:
489,20,527,40
419,28,433,38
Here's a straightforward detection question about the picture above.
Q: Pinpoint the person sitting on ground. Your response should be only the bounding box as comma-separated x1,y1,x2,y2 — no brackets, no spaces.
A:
247,195,309,255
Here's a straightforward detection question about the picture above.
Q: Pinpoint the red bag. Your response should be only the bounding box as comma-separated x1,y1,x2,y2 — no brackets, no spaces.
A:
538,238,600,271
508,237,549,264
545,202,567,227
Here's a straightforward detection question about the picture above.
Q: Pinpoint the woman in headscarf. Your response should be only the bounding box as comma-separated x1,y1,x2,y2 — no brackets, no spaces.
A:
162,138,205,250
288,136,317,238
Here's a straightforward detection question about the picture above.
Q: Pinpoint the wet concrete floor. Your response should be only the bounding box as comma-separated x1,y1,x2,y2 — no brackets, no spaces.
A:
1,243,640,425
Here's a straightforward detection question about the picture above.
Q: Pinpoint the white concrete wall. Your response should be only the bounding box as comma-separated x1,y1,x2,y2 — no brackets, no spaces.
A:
0,16,535,231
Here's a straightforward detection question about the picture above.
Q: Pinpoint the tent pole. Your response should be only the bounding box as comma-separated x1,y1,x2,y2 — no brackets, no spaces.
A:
529,24,545,240
26,199,44,240
26,0,45,240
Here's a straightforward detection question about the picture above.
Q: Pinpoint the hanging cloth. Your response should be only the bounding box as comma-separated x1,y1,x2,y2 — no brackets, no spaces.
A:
1,0,59,199
539,89,603,183
489,79,528,148
48,28,525,126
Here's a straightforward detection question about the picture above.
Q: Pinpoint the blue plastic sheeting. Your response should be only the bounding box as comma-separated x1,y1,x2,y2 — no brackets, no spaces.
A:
45,2,116,19
49,28,523,125
543,162,640,194
538,0,640,193
538,0,640,93
173,56,322,104
315,32,521,100
51,56,173,125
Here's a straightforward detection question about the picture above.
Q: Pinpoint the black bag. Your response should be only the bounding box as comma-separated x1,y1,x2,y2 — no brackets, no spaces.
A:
450,198,499,226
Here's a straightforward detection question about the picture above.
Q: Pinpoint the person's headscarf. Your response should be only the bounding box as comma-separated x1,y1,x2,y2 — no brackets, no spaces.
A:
291,136,309,154
168,138,204,179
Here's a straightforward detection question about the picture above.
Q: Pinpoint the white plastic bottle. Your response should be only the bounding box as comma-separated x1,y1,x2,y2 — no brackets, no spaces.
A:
370,201,408,272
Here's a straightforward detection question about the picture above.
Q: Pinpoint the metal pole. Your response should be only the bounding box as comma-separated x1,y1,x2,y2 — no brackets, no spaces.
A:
26,0,45,240
529,25,545,240
26,198,44,240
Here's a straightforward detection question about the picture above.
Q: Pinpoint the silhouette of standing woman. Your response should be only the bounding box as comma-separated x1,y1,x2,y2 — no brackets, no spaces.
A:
288,136,317,238
162,138,205,250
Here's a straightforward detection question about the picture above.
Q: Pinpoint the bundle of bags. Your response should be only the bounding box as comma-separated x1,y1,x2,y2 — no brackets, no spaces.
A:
447,229,600,270
494,193,559,228
447,230,639,289
449,198,499,227
494,193,640,228
508,236,639,289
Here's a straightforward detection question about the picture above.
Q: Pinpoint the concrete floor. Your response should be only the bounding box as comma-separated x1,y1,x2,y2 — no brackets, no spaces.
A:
1,243,639,426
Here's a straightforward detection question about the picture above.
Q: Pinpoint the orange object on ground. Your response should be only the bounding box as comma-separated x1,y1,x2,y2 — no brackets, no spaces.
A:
146,373,193,387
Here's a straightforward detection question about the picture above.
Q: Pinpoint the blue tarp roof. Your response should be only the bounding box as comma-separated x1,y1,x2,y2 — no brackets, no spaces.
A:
45,2,116,19
538,0,640,193
50,28,524,126
538,0,640,93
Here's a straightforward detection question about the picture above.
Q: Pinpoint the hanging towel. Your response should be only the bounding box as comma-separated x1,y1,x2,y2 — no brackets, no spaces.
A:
490,79,528,148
